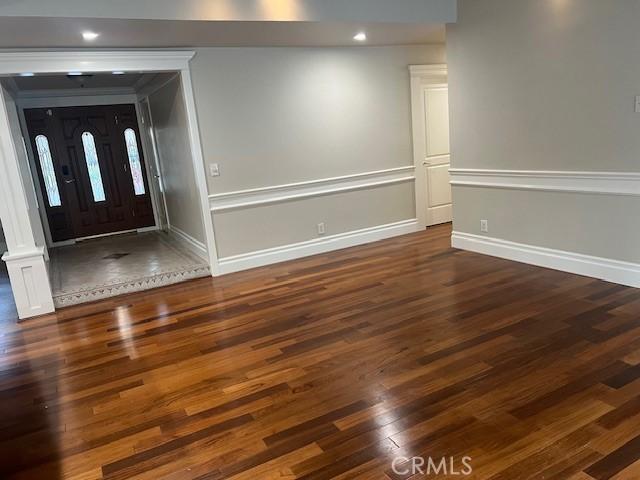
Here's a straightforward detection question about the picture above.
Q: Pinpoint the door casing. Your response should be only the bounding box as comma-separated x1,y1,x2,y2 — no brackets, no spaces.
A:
0,50,220,319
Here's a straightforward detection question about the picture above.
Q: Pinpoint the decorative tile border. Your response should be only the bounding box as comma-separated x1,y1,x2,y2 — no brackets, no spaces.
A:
53,265,210,308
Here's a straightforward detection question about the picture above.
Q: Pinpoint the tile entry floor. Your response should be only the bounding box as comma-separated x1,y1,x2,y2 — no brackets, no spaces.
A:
49,231,210,307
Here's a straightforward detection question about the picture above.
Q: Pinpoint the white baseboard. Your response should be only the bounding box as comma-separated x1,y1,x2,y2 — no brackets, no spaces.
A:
451,231,640,288
169,225,208,261
218,219,420,274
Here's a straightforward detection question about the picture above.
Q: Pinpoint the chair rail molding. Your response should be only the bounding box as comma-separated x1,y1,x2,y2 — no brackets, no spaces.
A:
209,166,416,212
449,169,640,196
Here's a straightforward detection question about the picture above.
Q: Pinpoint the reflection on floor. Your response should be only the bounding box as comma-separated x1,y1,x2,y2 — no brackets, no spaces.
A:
49,231,210,307
4,224,640,478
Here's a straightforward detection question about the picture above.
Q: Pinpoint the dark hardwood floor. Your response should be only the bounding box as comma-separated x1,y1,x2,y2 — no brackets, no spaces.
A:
2,224,640,479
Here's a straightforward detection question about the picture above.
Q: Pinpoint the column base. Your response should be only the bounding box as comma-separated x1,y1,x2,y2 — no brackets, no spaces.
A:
2,247,55,319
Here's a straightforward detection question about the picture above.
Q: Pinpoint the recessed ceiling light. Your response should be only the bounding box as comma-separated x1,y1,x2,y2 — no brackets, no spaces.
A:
82,31,99,41
112,71,125,75
68,72,84,76
19,72,35,77
353,32,367,42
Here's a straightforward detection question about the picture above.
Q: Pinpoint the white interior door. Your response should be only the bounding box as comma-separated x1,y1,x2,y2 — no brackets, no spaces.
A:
422,85,452,226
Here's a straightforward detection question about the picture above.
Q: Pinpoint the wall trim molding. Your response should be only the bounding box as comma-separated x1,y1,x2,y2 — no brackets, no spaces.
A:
409,64,447,79
0,51,195,75
450,168,640,196
209,166,416,212
452,231,640,288
169,225,208,260
218,219,420,274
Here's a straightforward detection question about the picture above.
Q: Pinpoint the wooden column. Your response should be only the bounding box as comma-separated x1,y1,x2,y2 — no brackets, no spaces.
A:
0,88,54,319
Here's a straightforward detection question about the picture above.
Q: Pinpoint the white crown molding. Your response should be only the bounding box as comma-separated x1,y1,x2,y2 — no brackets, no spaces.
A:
209,166,416,212
409,64,447,79
218,219,419,274
452,231,640,288
450,168,640,196
0,50,196,75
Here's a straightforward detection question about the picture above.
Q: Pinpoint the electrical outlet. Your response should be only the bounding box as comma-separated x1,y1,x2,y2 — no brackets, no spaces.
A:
209,163,220,177
480,220,489,233
317,222,326,235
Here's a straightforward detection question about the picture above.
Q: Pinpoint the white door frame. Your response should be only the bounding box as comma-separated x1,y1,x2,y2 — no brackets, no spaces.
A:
409,64,448,229
0,50,219,319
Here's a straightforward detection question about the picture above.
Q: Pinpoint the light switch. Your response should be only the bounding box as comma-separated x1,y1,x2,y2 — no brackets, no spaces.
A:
209,163,220,177
635,96,640,113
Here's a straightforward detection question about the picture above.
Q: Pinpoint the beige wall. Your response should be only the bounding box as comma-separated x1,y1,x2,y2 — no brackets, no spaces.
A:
448,0,640,172
215,182,415,257
447,0,640,262
453,186,640,264
148,75,205,243
190,45,445,258
192,46,445,192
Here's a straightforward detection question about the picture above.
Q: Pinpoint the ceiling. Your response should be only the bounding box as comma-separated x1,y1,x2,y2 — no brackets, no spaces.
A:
0,0,456,24
0,17,445,48
13,73,146,91
2,72,175,97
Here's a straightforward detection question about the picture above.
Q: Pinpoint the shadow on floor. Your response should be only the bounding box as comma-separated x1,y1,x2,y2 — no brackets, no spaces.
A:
0,263,62,479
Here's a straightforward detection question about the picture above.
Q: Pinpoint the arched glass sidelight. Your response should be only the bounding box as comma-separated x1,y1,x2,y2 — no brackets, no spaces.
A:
124,128,145,195
35,135,62,207
81,132,106,202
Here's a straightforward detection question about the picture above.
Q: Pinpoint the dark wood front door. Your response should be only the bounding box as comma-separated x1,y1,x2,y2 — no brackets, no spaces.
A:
25,104,155,242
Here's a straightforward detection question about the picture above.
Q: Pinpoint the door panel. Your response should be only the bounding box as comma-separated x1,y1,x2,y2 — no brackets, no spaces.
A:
425,88,450,157
25,109,75,241
25,105,155,242
423,86,452,226
111,104,156,227
427,163,452,207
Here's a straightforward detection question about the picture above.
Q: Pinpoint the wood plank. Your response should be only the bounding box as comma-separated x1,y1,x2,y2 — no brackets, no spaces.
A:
0,224,638,479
